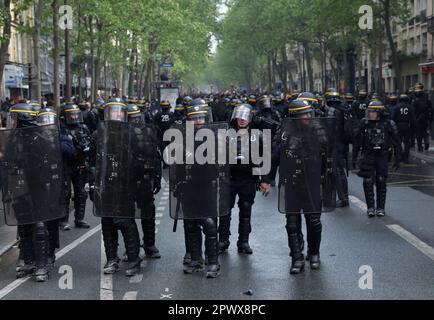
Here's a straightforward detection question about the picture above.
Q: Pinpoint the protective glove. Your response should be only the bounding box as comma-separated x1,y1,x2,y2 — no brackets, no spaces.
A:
153,176,162,195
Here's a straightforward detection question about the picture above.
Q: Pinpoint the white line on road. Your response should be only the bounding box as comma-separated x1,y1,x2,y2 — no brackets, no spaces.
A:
156,213,163,218
158,202,166,206
156,220,161,226
160,196,169,200
387,224,434,261
156,207,165,211
0,224,101,300
100,232,113,300
123,291,138,300
349,195,367,212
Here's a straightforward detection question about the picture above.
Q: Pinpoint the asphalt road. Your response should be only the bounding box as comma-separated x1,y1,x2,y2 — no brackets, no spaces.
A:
0,155,433,300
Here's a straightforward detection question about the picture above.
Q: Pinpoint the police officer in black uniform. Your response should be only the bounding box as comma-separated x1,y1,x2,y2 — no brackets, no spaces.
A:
354,101,402,217
412,83,433,152
218,104,270,255
5,104,61,282
59,103,92,231
353,89,370,122
269,100,327,274
95,101,142,277
78,100,98,133
325,89,350,208
128,103,162,259
182,99,221,278
392,95,415,163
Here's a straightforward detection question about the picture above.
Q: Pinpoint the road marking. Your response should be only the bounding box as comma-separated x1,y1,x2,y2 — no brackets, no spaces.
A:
123,291,138,300
161,196,169,200
158,202,166,206
156,212,163,218
156,220,161,225
163,192,169,196
0,224,101,300
155,227,159,234
387,224,434,261
160,288,173,299
100,232,113,301
156,207,165,211
129,274,143,284
349,195,367,212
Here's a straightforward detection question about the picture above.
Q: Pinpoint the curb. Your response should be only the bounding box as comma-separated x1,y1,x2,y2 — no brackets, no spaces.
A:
0,239,18,257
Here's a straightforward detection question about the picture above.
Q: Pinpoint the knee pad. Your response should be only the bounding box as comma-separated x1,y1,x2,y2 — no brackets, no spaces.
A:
285,215,300,234
202,218,217,236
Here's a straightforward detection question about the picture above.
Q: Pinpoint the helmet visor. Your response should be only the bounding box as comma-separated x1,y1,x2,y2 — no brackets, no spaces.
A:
231,105,252,122
65,109,84,125
104,104,127,122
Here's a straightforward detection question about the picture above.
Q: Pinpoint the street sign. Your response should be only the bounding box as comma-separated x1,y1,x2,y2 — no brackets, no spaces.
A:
160,63,174,68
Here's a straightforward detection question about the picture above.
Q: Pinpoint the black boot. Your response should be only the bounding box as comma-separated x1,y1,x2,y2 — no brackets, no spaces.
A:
286,223,304,275
16,227,35,278
122,220,141,277
363,178,376,217
184,229,204,274
33,222,49,282
306,214,322,270
74,192,90,228
218,214,231,254
102,218,120,274
183,223,192,265
237,216,253,255
205,234,220,279
141,218,160,259
376,176,387,217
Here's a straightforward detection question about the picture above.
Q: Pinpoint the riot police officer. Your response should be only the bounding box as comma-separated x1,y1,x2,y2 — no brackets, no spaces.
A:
59,103,92,231
325,89,350,208
2,103,63,282
353,89,369,121
392,95,415,163
176,99,223,278
269,100,332,274
354,101,402,217
218,104,270,255
128,103,162,259
78,100,98,133
154,100,175,141
254,95,282,133
173,103,186,125
94,101,142,276
254,95,282,186
412,83,433,151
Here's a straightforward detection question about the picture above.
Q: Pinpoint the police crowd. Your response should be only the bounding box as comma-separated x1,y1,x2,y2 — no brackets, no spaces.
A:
0,83,432,282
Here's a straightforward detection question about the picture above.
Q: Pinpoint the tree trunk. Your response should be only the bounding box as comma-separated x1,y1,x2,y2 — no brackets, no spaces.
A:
32,0,44,103
52,0,60,110
383,0,401,92
64,0,72,101
0,0,12,96
303,41,314,92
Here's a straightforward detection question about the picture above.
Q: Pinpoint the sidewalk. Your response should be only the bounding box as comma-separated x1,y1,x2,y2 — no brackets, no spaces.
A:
0,209,17,256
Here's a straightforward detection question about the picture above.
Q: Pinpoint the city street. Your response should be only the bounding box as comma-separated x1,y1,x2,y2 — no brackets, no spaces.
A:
0,153,433,301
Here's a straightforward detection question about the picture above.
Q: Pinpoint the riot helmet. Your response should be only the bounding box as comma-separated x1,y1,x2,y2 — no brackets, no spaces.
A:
61,103,84,125
7,103,38,129
104,102,128,122
325,88,342,107
36,108,58,126
127,103,144,125
258,95,272,110
160,100,171,111
366,101,386,121
287,99,314,119
398,94,411,104
297,92,319,109
231,104,253,128
186,98,211,125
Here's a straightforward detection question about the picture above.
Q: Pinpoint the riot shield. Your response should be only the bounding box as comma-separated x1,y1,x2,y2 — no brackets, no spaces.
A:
0,125,64,226
93,121,158,219
278,117,336,214
169,122,230,220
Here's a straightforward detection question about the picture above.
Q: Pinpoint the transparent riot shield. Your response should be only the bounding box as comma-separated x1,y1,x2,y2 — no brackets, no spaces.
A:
278,117,336,214
0,125,64,226
93,121,158,219
169,122,230,220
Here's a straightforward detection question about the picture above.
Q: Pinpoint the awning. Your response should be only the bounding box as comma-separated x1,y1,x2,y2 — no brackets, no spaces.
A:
418,61,434,67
